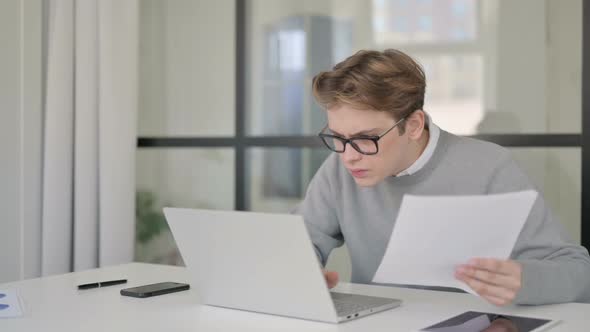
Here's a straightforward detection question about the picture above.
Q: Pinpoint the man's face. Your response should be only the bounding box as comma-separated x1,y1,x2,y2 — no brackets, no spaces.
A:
326,104,413,187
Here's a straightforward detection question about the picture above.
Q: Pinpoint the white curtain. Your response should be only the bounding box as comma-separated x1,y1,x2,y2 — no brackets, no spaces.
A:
42,0,138,275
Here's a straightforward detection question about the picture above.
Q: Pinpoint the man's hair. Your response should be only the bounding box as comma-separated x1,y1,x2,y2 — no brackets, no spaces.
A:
312,49,426,133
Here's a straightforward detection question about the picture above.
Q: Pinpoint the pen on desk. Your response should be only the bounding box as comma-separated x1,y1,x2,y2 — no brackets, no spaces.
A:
78,279,127,290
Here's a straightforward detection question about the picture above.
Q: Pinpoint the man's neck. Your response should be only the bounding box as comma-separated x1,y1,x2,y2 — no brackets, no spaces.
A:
396,128,430,175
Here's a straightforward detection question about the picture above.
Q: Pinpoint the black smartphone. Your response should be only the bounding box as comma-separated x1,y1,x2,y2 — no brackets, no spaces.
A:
120,282,190,298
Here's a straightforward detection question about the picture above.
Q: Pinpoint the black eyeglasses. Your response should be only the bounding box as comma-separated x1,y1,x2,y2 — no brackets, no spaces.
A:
318,116,408,155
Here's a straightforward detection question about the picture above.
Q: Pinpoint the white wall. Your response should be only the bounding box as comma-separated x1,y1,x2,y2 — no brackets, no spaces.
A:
546,0,582,133
544,0,582,244
137,0,236,205
496,0,583,244
138,0,235,137
0,0,43,283
135,0,236,265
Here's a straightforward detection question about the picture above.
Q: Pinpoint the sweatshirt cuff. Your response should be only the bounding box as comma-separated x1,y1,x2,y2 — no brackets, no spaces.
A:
313,246,326,267
515,259,573,305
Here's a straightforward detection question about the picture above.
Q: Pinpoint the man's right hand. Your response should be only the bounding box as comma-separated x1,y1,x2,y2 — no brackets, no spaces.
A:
323,269,339,289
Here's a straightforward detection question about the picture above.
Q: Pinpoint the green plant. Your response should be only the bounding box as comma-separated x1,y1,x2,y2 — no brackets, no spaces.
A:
135,190,169,244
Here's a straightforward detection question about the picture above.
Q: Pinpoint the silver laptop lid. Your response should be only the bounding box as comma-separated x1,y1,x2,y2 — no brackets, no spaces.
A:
163,208,339,323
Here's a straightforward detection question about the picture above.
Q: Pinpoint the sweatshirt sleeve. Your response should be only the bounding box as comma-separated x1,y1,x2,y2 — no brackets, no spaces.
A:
291,155,344,266
486,152,590,304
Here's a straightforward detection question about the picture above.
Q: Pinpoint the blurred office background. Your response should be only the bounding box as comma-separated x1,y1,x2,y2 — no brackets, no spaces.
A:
1,0,587,283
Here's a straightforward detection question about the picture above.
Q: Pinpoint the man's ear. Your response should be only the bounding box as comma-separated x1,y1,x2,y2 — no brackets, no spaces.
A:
405,110,425,140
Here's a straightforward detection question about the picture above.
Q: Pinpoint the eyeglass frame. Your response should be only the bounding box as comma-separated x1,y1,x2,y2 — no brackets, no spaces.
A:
318,114,410,155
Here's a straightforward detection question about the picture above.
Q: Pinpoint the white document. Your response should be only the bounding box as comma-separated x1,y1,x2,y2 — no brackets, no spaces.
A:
0,289,24,318
372,190,538,294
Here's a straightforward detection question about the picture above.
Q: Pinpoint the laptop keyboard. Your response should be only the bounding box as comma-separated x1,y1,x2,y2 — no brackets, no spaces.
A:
330,292,395,316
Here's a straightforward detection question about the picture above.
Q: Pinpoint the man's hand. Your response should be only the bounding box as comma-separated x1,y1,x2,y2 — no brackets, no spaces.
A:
455,258,522,306
323,269,339,289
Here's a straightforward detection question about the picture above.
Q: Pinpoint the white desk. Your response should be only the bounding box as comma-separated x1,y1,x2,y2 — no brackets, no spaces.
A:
0,263,587,331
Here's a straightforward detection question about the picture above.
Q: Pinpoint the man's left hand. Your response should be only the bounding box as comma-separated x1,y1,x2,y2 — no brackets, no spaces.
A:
455,258,522,306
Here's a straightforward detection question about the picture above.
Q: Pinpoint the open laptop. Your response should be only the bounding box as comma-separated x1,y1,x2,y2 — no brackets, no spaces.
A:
163,208,401,323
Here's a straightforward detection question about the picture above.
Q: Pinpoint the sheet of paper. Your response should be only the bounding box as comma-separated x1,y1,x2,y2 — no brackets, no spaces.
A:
372,190,538,295
0,289,24,318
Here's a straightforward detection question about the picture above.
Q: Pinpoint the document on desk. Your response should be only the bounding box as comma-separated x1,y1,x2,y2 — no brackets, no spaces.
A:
372,190,538,295
0,289,24,318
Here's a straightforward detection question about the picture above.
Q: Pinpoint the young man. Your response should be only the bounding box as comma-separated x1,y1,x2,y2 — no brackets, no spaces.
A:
294,49,590,306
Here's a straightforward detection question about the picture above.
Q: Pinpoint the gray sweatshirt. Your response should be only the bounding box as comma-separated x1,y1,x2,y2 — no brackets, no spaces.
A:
294,129,590,305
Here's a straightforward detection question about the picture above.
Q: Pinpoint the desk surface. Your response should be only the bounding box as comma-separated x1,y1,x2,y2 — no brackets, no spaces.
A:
0,263,587,331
